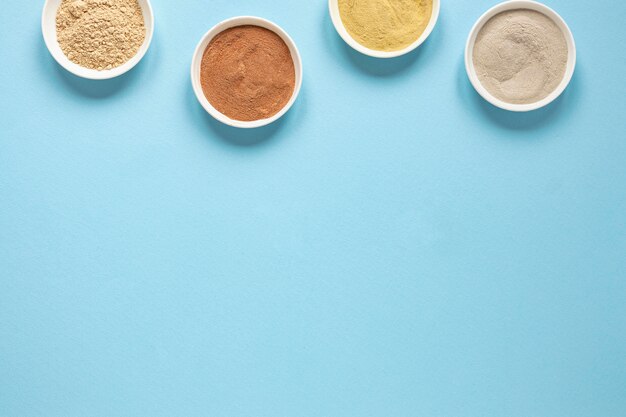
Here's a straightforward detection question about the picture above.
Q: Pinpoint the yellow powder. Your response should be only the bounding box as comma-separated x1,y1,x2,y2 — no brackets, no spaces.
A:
338,0,433,52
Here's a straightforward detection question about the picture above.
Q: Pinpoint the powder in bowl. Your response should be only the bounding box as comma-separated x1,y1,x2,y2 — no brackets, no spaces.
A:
56,0,146,71
338,0,433,52
472,9,568,105
200,25,296,122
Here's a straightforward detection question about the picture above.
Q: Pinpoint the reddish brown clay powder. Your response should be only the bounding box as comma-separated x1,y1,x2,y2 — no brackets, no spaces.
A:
200,25,296,122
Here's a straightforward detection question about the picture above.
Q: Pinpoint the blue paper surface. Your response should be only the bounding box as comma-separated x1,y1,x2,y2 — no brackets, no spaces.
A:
1,1,625,416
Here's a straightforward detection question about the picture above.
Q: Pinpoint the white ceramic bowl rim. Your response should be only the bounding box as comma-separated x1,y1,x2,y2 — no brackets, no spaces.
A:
465,0,576,112
328,0,441,59
190,16,303,129
41,0,154,80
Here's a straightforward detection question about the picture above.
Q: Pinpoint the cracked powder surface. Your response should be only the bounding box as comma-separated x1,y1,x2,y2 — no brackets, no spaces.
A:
473,9,568,105
56,0,146,71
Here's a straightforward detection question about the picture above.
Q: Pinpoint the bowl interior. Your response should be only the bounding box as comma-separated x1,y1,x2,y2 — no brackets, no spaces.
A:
42,0,154,80
328,0,440,58
465,0,576,112
191,17,303,129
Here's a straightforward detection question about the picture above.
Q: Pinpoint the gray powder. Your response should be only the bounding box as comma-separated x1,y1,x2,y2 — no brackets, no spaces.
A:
473,9,568,105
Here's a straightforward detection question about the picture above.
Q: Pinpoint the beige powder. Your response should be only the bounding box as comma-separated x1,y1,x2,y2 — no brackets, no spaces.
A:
473,9,568,104
56,0,146,71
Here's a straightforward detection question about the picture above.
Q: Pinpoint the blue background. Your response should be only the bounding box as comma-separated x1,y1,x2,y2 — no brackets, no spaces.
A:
1,0,625,416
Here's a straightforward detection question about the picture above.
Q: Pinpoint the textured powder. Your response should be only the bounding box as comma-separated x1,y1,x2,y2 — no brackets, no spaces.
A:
200,26,295,122
473,9,568,104
339,0,433,52
56,0,146,71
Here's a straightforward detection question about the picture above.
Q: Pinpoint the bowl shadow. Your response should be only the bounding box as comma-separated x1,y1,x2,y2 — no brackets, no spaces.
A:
322,6,443,77
38,31,156,99
456,56,581,132
53,64,140,98
185,81,296,148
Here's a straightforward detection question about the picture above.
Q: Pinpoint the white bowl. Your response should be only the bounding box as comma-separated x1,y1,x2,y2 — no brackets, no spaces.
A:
329,0,440,59
191,16,303,129
465,0,576,112
42,0,154,80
